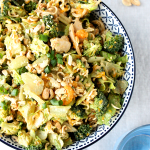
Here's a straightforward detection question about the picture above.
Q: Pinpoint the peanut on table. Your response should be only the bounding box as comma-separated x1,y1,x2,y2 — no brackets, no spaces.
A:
122,0,141,6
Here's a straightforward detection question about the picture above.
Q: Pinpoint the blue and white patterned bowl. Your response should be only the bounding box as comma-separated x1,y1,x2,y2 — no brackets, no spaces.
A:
0,2,135,150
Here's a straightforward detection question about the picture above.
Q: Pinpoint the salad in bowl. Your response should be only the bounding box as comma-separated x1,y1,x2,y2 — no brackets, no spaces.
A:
0,0,130,150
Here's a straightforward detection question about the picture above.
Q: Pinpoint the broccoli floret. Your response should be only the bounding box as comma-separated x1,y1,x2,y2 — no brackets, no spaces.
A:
0,121,21,135
1,0,26,22
18,130,32,148
91,66,105,79
24,1,37,13
83,36,102,57
43,14,58,38
2,0,10,16
98,76,116,91
90,90,108,117
0,101,12,122
11,70,24,85
74,124,92,140
71,104,87,119
18,130,46,149
104,31,124,54
108,94,121,109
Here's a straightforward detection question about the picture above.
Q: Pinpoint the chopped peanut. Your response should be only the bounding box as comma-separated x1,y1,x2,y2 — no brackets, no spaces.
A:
42,88,50,100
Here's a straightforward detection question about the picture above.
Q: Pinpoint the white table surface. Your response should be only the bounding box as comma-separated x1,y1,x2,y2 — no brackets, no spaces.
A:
0,0,150,150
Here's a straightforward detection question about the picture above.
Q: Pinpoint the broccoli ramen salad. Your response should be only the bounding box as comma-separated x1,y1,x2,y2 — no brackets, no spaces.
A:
0,0,128,149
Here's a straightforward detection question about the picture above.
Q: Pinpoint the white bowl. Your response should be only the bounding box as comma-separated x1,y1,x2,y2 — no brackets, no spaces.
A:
0,2,135,150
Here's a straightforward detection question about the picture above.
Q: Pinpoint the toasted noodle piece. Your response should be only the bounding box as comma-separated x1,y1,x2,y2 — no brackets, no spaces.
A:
92,20,106,33
35,0,58,17
122,0,132,6
55,88,66,97
88,113,97,127
71,8,89,18
131,0,141,6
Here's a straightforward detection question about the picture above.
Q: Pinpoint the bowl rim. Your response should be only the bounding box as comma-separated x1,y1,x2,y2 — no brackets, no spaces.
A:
78,2,136,149
0,2,136,150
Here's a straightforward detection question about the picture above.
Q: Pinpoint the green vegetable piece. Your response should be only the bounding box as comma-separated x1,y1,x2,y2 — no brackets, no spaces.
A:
39,34,49,42
18,66,28,75
108,94,121,109
56,54,63,65
97,104,116,125
74,124,92,140
43,14,58,38
0,86,8,94
0,121,21,135
83,36,102,57
48,133,63,150
64,24,70,36
44,66,51,74
57,58,63,65
42,103,47,109
11,89,19,96
51,59,57,67
49,50,55,60
76,84,94,105
78,1,88,4
113,80,128,94
0,101,8,110
72,0,101,11
18,130,45,149
30,38,49,55
104,31,124,54
100,51,117,62
50,99,63,106
71,104,87,119
56,54,63,59
116,54,128,63
0,51,5,59
24,1,37,13
90,90,108,117
47,53,51,58
63,137,73,148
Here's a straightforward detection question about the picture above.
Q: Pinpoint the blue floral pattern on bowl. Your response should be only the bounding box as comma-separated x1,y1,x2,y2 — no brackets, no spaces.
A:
0,2,135,150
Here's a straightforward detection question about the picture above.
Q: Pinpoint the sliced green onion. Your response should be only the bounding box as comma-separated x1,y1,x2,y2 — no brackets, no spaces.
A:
42,102,47,109
0,86,8,94
47,50,55,60
50,50,55,60
18,66,28,75
51,59,57,67
44,66,51,74
11,89,19,96
39,34,49,42
0,101,8,110
47,53,51,58
50,99,63,106
56,54,63,59
57,58,63,65
0,53,4,59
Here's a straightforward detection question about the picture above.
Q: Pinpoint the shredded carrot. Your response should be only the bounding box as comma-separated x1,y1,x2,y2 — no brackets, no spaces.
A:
76,29,88,39
63,85,74,105
112,71,117,78
93,65,98,72
72,81,77,88
95,72,105,78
